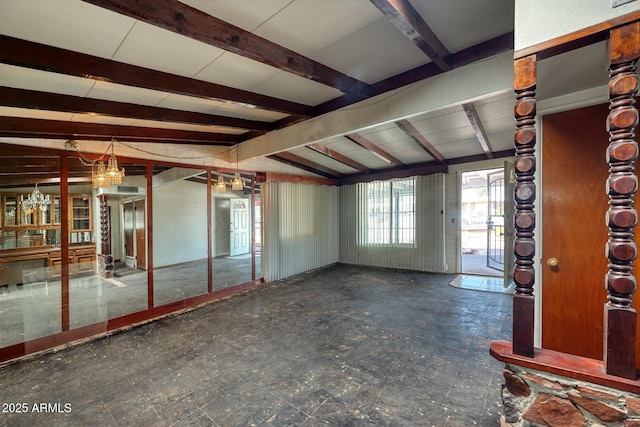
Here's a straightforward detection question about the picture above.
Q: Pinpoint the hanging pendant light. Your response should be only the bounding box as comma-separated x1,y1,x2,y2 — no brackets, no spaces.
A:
231,145,243,191
92,138,125,188
21,183,50,214
215,174,227,193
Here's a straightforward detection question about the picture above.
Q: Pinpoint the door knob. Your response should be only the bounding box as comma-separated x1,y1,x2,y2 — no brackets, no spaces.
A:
547,258,559,268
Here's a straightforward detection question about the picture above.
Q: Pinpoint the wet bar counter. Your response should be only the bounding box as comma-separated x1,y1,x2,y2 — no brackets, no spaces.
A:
0,244,96,285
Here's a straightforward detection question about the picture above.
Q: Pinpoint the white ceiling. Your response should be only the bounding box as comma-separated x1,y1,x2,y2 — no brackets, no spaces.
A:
0,0,610,181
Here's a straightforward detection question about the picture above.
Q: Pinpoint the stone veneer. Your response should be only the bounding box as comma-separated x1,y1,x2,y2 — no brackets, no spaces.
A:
501,364,640,426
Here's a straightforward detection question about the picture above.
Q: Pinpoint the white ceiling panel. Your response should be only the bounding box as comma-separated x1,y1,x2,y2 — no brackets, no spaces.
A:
180,0,294,32
251,71,344,106
253,0,383,57
0,0,134,59
413,0,514,53
111,21,224,78
315,18,429,84
0,107,74,122
70,113,136,126
195,51,281,91
158,94,288,122
288,147,360,174
86,81,169,107
129,119,245,135
0,65,95,97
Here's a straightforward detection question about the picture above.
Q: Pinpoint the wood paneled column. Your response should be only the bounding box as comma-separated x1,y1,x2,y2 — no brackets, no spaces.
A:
513,55,537,357
605,22,640,379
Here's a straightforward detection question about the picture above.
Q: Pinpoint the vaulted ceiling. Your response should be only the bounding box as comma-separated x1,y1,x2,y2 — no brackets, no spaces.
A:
1,0,598,185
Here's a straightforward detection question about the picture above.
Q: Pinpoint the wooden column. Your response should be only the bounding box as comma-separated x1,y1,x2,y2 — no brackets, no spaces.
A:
605,22,640,379
513,55,537,357
98,194,113,278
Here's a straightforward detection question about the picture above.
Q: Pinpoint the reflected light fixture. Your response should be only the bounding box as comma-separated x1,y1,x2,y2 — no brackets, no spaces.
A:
231,145,243,191
21,183,50,215
92,138,125,188
214,174,227,193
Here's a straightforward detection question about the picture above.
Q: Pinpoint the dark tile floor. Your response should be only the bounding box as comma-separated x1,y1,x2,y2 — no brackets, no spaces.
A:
0,264,512,426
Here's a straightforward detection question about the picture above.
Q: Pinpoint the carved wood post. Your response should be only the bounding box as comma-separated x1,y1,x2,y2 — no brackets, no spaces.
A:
98,194,113,279
605,22,640,379
513,55,537,357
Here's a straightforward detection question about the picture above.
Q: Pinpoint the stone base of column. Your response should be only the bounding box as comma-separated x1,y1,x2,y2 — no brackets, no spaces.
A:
98,254,114,279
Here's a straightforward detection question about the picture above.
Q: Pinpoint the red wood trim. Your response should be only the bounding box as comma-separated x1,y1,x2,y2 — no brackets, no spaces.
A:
262,172,338,186
0,279,265,364
514,10,640,60
60,155,69,331
207,170,213,294
146,163,154,309
251,175,256,282
490,340,640,394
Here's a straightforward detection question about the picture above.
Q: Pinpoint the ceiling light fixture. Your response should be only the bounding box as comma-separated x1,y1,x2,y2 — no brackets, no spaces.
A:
92,138,125,189
214,174,227,193
231,145,243,191
66,138,126,189
21,183,50,215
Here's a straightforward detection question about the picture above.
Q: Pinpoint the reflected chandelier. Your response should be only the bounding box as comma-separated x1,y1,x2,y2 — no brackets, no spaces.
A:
21,183,50,215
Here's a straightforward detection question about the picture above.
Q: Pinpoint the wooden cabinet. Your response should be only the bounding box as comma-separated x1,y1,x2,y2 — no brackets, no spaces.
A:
1,193,60,229
47,245,96,278
70,195,92,232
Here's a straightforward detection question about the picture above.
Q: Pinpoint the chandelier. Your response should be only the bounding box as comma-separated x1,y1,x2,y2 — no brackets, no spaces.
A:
231,145,243,191
92,138,125,188
214,174,227,193
21,183,50,215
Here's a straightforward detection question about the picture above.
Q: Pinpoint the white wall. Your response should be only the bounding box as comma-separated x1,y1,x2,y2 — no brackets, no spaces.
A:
262,182,339,282
515,0,639,51
152,179,208,267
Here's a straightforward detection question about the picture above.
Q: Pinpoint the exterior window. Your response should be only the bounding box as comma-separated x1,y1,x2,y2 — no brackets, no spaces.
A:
365,178,415,245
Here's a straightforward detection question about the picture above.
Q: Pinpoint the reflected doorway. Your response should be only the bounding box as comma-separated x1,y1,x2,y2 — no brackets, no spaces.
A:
123,198,146,270
230,198,250,256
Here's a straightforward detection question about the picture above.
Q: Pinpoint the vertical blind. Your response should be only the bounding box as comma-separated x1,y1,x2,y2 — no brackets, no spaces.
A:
262,182,340,282
340,174,446,272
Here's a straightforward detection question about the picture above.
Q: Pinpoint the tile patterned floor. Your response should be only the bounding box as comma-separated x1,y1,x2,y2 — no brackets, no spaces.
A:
0,264,512,426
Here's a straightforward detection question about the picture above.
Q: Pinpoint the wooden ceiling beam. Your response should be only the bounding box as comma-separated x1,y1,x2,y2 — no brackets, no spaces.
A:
462,102,494,159
344,133,406,168
313,32,512,116
0,87,274,132
395,120,445,163
0,34,312,117
306,143,371,173
82,0,370,96
0,117,239,145
370,0,451,71
267,152,343,179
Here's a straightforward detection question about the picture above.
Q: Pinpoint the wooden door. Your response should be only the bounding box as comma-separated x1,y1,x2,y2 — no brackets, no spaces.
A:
542,103,640,365
123,201,134,258
134,199,146,270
